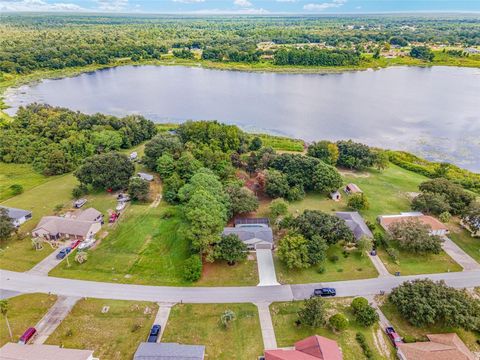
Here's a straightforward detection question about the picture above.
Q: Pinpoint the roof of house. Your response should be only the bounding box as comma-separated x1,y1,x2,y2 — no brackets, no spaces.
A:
265,335,342,360
0,343,94,360
34,216,97,237
133,342,205,360
397,333,475,360
336,212,373,240
222,224,273,244
234,218,270,226
0,206,31,220
346,183,362,193
138,172,154,181
76,208,102,221
378,214,448,232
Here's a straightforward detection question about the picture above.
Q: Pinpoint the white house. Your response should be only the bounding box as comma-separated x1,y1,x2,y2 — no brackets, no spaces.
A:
0,206,32,227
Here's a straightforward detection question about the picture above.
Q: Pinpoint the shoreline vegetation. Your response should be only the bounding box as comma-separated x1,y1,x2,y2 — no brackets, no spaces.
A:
1,50,480,122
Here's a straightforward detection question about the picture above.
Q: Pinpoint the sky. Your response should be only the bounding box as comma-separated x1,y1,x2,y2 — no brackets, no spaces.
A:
0,0,479,14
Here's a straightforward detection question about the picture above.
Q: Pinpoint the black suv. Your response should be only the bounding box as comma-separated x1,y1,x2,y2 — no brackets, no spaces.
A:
313,288,336,297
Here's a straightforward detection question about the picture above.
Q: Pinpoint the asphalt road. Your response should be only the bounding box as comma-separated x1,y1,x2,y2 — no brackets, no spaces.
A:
1,269,479,304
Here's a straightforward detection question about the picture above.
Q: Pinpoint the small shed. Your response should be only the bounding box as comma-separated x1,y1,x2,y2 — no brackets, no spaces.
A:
138,172,154,182
130,152,138,161
330,191,341,202
344,183,362,194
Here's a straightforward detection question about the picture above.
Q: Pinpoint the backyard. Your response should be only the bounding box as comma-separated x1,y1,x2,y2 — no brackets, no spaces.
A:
162,303,263,360
270,299,395,360
45,298,158,360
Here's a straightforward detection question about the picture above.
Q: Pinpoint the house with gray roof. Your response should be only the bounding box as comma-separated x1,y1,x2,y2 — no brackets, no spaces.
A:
222,221,273,250
133,342,205,360
138,172,154,182
336,211,373,241
0,206,32,227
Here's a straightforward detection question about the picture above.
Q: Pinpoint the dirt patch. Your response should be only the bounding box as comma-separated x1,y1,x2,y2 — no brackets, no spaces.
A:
339,169,371,178
150,194,162,208
373,327,391,358
405,192,421,200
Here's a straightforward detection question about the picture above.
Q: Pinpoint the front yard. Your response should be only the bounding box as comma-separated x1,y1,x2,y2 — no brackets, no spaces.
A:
270,299,395,360
447,219,480,263
45,298,157,360
162,303,263,360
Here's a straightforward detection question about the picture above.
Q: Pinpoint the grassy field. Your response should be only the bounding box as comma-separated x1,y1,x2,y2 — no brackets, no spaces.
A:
271,299,396,360
275,243,378,284
381,300,480,353
162,303,263,360
0,293,57,346
0,163,54,202
46,298,157,360
251,134,305,152
447,219,480,263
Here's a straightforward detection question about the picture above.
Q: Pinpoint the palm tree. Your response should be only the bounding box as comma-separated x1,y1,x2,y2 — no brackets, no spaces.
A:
75,251,88,264
220,309,236,329
0,299,13,341
31,237,44,251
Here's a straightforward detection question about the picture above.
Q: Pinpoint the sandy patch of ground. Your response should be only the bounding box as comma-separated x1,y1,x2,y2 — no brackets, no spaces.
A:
373,327,392,358
339,169,371,178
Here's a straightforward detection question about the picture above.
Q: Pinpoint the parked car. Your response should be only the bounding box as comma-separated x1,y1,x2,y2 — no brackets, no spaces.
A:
73,198,87,208
116,202,126,212
18,327,36,344
147,325,161,343
117,193,131,202
385,327,403,348
313,288,336,297
71,240,81,249
78,238,96,250
109,212,120,223
56,247,71,260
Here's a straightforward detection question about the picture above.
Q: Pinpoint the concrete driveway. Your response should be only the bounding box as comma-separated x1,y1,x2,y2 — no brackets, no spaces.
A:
442,236,480,271
27,248,63,276
256,249,280,286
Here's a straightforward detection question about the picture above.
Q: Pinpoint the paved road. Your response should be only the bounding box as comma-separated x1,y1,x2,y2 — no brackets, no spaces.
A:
2,269,480,304
256,249,280,286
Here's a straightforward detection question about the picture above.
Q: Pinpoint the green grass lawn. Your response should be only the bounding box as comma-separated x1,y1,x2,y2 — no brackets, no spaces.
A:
275,243,378,284
381,300,480,353
0,293,57,346
0,238,55,272
162,303,263,360
46,298,158,360
271,299,395,360
447,219,480,263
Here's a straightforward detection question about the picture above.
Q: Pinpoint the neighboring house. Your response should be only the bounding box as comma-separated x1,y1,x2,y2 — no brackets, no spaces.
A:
0,206,32,227
223,219,273,250
378,212,449,236
336,211,373,240
344,183,362,194
0,343,98,360
130,151,138,161
138,172,154,182
133,342,205,360
32,208,102,241
264,335,342,360
330,191,341,202
397,333,475,360
460,217,480,237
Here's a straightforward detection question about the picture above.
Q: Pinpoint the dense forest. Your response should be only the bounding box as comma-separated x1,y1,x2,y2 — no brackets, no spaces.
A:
1,14,479,73
0,104,156,175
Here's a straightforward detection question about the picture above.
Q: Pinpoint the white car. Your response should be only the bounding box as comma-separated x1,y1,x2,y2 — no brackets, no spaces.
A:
78,238,95,250
116,202,126,212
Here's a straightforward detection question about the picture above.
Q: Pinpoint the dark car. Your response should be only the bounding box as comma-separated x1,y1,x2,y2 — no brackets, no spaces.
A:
313,288,336,297
385,326,403,348
147,324,161,343
56,247,71,260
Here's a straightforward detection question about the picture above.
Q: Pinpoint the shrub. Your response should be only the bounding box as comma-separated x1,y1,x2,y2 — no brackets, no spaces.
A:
329,313,348,332
439,211,451,223
385,247,399,264
297,296,327,328
347,193,369,210
329,255,339,263
72,184,88,198
355,332,374,359
183,255,203,282
9,184,23,195
317,265,325,274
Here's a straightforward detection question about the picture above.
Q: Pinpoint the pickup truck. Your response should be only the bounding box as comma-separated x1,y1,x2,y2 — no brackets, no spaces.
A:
147,325,161,343
313,288,336,297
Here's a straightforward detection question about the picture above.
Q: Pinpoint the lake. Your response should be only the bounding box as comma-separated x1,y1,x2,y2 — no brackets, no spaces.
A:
4,65,480,172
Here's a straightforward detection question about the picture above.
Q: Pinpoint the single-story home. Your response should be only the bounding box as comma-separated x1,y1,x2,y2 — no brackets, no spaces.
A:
378,212,449,236
222,220,273,250
344,183,362,194
264,335,342,360
32,208,102,241
133,342,205,360
397,333,475,360
234,217,270,226
336,211,373,240
138,172,154,182
0,206,32,227
0,343,98,360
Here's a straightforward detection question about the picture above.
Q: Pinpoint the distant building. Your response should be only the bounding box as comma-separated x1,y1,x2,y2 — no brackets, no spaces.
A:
465,47,480,54
344,183,362,194
133,342,205,360
264,335,342,360
138,172,154,182
336,211,373,240
330,191,341,202
397,333,475,360
378,212,449,236
0,343,98,360
130,151,138,161
223,219,273,250
0,206,32,227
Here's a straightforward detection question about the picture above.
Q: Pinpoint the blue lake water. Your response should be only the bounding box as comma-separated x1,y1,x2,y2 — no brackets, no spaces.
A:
5,65,480,172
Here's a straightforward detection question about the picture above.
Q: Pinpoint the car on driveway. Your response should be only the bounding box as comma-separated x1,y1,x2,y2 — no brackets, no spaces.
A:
73,198,87,208
18,327,36,344
71,240,81,249
385,326,403,348
116,202,126,212
78,238,96,250
313,288,336,297
56,247,71,260
147,324,161,343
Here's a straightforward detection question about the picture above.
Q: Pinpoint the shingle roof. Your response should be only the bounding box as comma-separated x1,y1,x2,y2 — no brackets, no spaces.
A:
133,342,205,360
265,335,342,360
0,206,31,220
336,212,373,240
138,172,154,181
34,216,96,237
222,225,273,244
0,343,93,360
76,208,102,221
378,214,448,232
346,183,362,193
397,333,475,360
